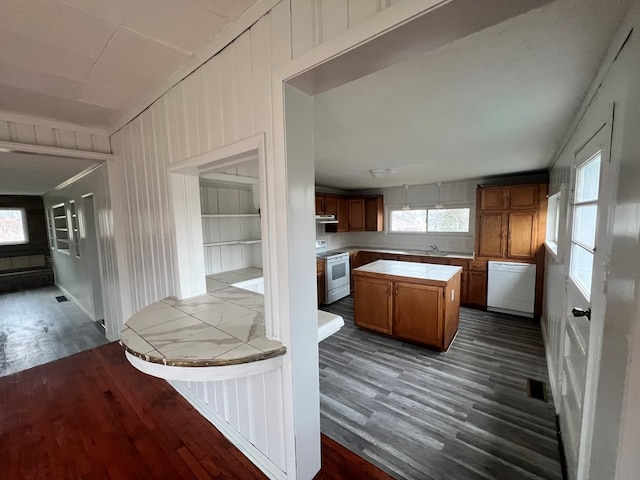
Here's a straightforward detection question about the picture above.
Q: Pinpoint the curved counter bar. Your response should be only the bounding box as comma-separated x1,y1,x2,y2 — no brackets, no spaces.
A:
121,269,345,382
121,285,287,381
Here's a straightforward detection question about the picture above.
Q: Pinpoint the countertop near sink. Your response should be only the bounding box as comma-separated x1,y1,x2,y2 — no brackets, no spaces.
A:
316,246,474,260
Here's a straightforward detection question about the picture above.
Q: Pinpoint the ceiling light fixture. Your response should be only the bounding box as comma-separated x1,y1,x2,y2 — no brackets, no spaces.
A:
369,167,399,178
402,184,410,210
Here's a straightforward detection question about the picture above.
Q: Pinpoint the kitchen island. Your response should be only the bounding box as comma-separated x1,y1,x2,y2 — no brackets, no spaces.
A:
353,260,462,351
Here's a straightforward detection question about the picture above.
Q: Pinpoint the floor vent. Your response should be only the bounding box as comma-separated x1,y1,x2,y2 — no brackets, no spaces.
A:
527,378,548,401
55,295,68,303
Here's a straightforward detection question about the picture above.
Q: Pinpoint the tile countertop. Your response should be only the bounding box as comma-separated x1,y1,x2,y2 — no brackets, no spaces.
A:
121,268,344,368
317,246,474,260
354,260,462,283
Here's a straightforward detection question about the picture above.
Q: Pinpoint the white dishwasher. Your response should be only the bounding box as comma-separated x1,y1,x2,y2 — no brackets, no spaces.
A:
487,262,536,317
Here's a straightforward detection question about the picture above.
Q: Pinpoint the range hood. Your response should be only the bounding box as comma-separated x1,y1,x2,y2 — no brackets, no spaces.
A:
315,215,339,224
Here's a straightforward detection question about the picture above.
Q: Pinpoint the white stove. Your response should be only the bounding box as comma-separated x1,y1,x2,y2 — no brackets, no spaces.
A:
316,241,351,304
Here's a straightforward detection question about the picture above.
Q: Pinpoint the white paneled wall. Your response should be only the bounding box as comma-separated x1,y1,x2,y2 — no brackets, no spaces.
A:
110,1,291,314
200,184,262,275
106,0,422,477
170,367,287,478
43,164,122,341
291,0,406,57
0,114,111,153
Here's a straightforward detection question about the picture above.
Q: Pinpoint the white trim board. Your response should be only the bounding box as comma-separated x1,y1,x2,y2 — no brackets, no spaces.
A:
0,111,110,136
0,140,114,162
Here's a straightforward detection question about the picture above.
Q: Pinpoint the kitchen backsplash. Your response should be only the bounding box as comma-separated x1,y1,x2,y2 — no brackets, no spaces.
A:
316,180,476,254
316,227,475,254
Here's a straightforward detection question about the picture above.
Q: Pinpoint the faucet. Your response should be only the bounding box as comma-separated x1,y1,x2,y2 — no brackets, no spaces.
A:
429,244,439,253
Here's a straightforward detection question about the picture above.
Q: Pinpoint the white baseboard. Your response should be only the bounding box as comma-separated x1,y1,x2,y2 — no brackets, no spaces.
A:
169,380,287,480
55,283,96,321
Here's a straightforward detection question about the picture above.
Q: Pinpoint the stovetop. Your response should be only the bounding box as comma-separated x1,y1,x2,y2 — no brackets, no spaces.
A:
316,250,349,259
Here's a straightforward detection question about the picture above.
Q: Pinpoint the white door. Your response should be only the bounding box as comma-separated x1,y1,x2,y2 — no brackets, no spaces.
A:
560,124,612,479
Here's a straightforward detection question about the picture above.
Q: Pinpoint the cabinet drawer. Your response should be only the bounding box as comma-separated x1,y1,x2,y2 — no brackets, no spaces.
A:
469,261,487,272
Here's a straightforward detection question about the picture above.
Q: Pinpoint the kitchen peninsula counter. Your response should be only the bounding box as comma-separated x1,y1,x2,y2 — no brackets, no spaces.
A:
353,260,462,351
121,268,344,381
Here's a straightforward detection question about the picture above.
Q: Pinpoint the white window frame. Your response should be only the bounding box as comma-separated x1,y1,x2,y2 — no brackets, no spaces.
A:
0,207,29,245
386,203,474,236
52,203,71,254
544,184,566,262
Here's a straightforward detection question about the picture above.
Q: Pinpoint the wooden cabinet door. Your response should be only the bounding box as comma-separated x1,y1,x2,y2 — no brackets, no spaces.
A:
348,199,365,231
479,187,506,210
336,196,349,232
316,259,326,305
365,195,384,231
507,212,537,259
381,253,400,261
421,256,449,265
393,281,442,346
315,194,325,215
355,251,377,266
324,195,338,215
468,271,487,306
477,212,506,258
401,255,424,263
507,185,538,209
354,276,393,334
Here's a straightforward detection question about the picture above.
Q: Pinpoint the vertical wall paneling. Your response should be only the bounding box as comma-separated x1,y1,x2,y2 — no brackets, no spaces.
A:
44,164,123,341
320,0,350,43
234,33,255,141
269,1,293,71
170,372,287,479
202,58,225,152
0,116,111,155
291,0,314,58
13,123,36,144
348,0,380,26
220,47,239,145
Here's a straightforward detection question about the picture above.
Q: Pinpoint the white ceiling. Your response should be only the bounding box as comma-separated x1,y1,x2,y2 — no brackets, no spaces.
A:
312,0,627,190
0,0,258,129
0,151,99,195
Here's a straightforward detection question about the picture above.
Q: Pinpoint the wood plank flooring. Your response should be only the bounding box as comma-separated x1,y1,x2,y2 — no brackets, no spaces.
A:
0,286,108,377
0,341,393,479
319,296,562,480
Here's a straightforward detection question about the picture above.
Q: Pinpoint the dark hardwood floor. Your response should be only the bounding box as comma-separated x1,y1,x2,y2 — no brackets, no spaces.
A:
319,296,562,480
0,341,392,479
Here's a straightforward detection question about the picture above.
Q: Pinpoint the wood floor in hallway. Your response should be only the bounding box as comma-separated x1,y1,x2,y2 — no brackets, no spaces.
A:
319,296,562,480
0,286,108,377
0,341,392,479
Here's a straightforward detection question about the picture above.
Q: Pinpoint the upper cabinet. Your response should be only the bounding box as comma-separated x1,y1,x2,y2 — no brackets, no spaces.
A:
318,193,384,233
348,198,365,231
475,184,547,261
479,184,539,211
315,193,338,215
365,195,384,232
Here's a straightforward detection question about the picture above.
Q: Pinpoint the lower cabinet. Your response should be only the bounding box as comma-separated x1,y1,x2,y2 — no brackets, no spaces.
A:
354,271,461,351
353,276,392,334
467,261,487,307
394,282,442,346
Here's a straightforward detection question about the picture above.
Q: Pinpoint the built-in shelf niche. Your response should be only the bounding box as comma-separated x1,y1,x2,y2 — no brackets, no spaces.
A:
200,167,262,275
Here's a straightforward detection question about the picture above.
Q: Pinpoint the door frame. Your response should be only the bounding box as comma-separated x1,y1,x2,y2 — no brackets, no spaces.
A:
561,110,615,478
